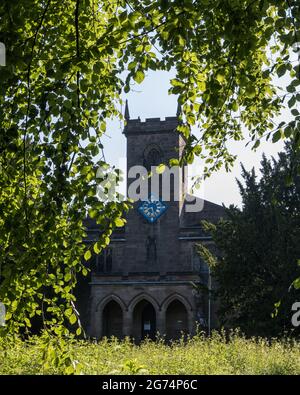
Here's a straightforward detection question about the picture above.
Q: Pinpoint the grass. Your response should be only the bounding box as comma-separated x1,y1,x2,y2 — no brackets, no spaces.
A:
0,331,300,375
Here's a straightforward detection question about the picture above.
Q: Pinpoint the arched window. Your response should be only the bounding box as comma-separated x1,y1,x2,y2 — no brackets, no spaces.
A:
132,300,156,342
143,145,163,171
103,300,123,338
166,300,188,340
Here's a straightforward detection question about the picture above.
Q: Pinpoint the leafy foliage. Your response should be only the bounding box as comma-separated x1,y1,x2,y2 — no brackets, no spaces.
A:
198,143,300,336
0,0,300,365
0,1,130,336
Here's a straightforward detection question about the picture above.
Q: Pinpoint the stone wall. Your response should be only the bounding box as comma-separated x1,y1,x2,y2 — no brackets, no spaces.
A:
89,281,198,341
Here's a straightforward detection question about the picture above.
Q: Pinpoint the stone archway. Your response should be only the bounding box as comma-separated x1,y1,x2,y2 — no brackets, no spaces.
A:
165,300,189,340
102,300,123,338
132,300,157,342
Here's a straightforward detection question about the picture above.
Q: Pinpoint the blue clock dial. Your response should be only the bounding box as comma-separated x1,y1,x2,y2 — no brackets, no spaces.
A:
138,194,168,223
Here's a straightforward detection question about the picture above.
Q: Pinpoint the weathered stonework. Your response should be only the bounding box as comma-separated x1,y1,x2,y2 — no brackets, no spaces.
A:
80,111,225,341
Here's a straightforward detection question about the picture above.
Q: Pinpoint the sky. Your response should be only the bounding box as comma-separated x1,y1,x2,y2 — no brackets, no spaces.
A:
102,69,287,208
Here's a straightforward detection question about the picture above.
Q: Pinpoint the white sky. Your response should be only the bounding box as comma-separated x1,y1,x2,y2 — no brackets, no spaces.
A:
102,69,289,208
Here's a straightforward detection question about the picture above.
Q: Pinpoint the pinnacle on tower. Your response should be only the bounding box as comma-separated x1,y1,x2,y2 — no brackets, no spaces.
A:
124,99,130,120
176,101,181,117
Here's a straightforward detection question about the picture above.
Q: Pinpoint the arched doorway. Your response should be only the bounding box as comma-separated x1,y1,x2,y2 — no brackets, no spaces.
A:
133,300,156,342
166,300,189,340
102,300,123,338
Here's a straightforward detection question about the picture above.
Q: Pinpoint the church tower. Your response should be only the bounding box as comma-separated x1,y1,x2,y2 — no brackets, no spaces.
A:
87,104,225,341
123,101,187,274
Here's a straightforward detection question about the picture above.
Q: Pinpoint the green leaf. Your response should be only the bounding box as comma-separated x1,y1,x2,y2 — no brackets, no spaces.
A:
169,159,179,166
293,277,300,289
133,70,145,84
245,85,256,99
69,314,77,325
277,64,287,77
253,140,260,149
216,73,225,83
231,101,239,111
84,250,92,261
128,61,136,70
198,81,206,91
287,84,296,93
76,327,82,336
288,96,296,108
178,36,186,46
284,126,292,138
94,242,101,254
171,79,184,87
24,317,31,327
65,308,72,318
64,272,72,282
156,164,166,174
93,62,102,73
272,129,282,143
115,218,125,227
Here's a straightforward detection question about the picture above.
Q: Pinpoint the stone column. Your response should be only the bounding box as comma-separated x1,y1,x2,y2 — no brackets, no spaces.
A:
123,310,133,338
156,309,166,338
88,310,101,339
188,311,195,336
89,294,101,338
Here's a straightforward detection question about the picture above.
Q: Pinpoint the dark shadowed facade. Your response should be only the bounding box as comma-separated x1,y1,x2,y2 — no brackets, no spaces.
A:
80,107,225,341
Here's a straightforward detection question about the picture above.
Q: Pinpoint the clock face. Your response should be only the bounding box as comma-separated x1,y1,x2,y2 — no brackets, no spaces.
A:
138,194,168,223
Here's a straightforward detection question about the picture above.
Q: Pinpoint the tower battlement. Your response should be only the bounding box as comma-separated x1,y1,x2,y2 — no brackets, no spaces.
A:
123,100,179,135
124,116,178,135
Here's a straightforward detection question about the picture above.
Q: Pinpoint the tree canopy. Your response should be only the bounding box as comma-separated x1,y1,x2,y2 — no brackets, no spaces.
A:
198,143,300,337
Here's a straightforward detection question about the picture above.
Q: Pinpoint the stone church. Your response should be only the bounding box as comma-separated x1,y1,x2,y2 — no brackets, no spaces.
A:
78,103,225,341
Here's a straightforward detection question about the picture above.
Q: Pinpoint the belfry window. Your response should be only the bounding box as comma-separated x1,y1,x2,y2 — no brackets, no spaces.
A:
143,146,162,171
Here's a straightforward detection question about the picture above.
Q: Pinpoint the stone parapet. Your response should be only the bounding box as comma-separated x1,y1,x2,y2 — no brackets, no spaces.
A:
124,117,179,135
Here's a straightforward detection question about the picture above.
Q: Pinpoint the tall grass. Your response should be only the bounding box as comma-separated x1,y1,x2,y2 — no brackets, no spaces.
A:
0,331,299,375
